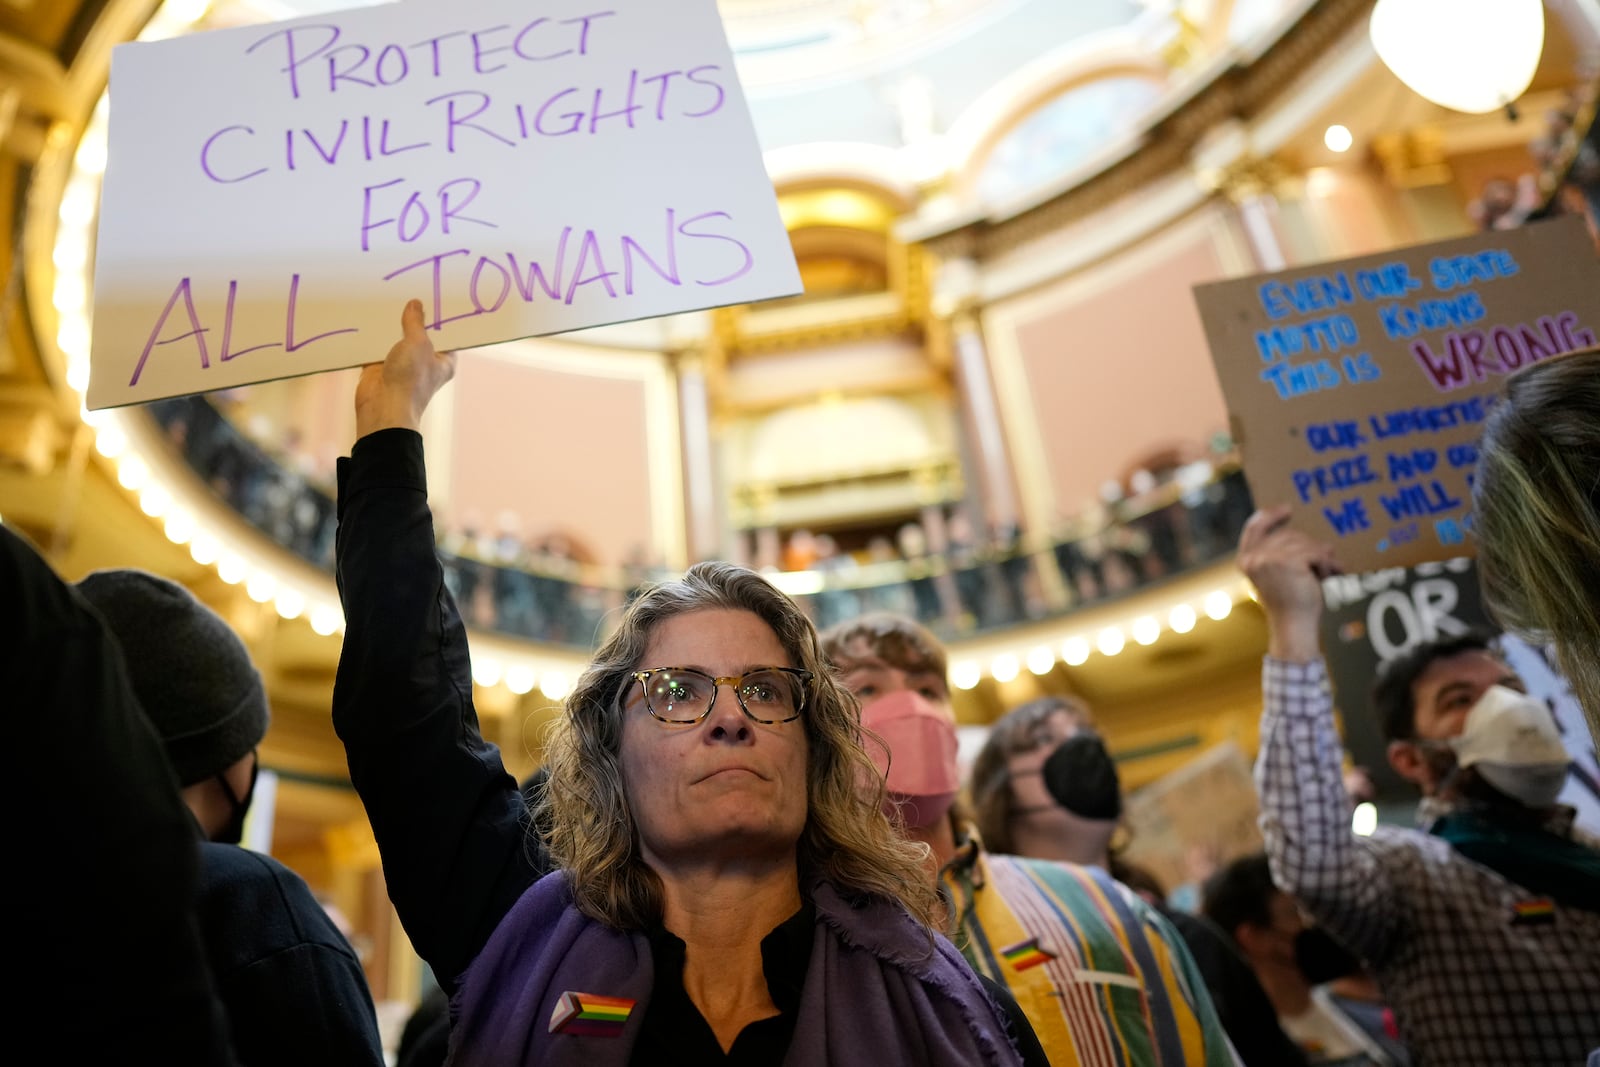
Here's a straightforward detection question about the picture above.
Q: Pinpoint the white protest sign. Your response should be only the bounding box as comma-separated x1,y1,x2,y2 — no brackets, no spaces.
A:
1498,635,1600,837
89,0,801,409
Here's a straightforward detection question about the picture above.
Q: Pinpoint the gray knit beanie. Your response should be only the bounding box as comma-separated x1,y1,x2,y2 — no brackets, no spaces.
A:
76,569,269,786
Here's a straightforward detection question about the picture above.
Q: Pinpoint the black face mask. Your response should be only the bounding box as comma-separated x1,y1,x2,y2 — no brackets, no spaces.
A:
213,753,259,845
1294,925,1363,985
1041,734,1123,821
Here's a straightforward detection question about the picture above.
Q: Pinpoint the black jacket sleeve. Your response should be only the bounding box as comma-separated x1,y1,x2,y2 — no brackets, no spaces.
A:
3,524,237,1063
332,428,549,992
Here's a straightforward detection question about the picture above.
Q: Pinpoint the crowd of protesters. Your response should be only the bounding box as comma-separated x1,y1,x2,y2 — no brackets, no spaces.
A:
41,77,1600,1066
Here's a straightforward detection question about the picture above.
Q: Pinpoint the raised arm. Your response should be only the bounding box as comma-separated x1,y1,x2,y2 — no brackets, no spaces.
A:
1238,508,1401,962
333,300,548,992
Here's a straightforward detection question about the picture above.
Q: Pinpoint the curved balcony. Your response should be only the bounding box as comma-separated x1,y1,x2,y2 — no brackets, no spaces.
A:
144,393,1254,650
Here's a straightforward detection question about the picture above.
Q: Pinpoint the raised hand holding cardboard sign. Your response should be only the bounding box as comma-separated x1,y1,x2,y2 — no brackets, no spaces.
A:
1193,218,1600,574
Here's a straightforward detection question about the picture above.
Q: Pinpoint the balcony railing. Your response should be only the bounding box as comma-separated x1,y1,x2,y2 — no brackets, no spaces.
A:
146,395,1254,649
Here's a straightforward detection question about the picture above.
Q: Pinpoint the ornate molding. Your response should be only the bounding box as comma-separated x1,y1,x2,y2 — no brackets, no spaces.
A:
913,0,1376,264
720,240,935,357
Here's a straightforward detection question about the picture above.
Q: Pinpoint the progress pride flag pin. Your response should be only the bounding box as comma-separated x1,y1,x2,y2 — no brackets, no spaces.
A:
549,991,636,1037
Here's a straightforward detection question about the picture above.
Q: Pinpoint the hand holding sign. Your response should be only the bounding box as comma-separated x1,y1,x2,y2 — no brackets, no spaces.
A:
354,300,458,438
1237,506,1344,662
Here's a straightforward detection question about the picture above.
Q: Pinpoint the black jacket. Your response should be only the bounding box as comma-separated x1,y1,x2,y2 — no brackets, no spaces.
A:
333,429,550,994
5,524,237,1063
195,841,386,1066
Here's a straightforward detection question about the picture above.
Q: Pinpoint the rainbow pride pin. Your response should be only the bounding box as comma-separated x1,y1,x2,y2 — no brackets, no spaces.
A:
1510,898,1556,926
1000,937,1055,972
549,991,636,1037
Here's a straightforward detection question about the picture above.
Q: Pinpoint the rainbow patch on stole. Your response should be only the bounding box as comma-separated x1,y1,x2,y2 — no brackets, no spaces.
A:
1510,898,1556,926
548,991,636,1037
999,937,1055,972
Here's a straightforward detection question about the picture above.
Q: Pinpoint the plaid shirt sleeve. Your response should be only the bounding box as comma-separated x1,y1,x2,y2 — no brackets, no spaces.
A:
1256,657,1402,961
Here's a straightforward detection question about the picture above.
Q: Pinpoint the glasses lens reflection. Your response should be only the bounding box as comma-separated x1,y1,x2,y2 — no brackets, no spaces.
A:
739,670,804,716
641,668,806,723
647,670,714,720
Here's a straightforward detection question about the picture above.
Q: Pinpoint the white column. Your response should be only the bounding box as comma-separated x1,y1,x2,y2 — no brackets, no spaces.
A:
950,312,1019,530
677,353,718,562
1549,0,1600,45
1193,121,1289,271
1236,193,1288,271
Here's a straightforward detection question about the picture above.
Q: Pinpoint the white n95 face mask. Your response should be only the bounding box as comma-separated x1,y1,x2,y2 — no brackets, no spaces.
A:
1450,685,1571,809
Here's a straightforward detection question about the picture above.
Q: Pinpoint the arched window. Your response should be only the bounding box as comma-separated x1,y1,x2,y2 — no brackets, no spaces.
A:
976,75,1166,202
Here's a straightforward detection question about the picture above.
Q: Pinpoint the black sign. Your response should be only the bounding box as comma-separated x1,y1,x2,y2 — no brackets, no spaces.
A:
1320,557,1482,799
1320,557,1600,830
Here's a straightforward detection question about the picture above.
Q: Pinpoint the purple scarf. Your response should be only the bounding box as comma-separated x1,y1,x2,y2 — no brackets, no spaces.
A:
448,870,1023,1066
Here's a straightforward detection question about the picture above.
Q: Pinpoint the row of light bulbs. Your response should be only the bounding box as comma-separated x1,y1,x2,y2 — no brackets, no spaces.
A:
98,390,578,698
95,394,585,699
469,660,574,701
465,586,1250,703
84,409,347,635
948,587,1246,691
87,385,1257,706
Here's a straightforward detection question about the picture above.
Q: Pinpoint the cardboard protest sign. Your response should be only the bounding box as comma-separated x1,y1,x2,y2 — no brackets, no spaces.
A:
1119,741,1263,899
1320,557,1600,833
89,0,801,409
1193,218,1600,573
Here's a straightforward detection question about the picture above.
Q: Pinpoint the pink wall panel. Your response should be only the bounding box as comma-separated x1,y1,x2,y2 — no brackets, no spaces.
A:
1013,232,1232,515
446,353,655,566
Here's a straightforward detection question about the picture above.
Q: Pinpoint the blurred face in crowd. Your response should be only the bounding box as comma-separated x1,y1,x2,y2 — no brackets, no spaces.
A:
827,625,961,834
1004,710,1082,821
1236,889,1306,972
985,703,1121,868
620,609,810,870
1389,649,1524,792
838,651,950,712
1482,178,1516,214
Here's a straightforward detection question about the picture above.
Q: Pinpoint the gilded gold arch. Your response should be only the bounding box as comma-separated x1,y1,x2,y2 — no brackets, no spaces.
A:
712,175,936,361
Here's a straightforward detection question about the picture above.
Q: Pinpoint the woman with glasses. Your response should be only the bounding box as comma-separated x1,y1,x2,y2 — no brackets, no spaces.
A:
333,301,1033,1066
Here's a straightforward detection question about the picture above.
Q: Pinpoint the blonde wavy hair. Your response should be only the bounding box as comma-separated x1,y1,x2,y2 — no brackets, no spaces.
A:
1472,347,1600,751
535,561,942,931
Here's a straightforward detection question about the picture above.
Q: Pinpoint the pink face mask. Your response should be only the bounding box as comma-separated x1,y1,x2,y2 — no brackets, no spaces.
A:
860,690,960,829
